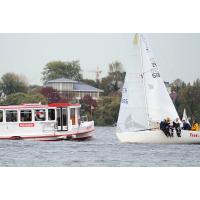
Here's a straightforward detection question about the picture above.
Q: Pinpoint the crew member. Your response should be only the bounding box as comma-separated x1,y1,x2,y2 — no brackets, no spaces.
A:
160,118,170,137
182,120,191,130
191,120,200,131
173,118,181,137
166,118,172,137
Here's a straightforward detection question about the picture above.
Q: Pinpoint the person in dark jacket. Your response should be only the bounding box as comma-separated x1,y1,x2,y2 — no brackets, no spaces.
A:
173,118,181,137
160,119,166,130
160,119,170,137
182,120,191,130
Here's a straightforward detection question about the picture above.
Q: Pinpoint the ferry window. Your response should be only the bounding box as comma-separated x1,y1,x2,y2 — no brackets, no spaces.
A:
48,109,55,121
57,109,61,126
77,108,80,125
70,108,76,125
0,110,3,122
20,110,32,122
34,109,46,121
6,110,18,122
77,108,80,118
63,109,68,126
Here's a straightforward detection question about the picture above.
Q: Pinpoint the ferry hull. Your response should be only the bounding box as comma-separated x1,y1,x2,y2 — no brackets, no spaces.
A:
0,131,93,141
116,130,200,144
0,133,69,141
0,121,95,141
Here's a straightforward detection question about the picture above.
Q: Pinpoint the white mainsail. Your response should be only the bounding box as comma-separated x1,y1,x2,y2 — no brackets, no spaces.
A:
117,33,180,133
139,34,179,123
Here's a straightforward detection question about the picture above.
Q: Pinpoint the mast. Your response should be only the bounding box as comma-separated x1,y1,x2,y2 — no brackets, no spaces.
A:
137,34,150,128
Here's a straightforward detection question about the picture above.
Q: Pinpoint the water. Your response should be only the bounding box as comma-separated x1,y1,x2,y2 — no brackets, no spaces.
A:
0,126,200,167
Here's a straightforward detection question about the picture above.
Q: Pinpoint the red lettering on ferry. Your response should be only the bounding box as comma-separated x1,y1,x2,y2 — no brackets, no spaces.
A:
19,123,35,127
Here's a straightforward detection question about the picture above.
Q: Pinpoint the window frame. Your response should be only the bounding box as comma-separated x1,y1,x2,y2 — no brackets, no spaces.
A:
20,109,33,122
34,109,47,122
6,110,18,123
48,109,56,121
70,108,76,125
0,110,3,123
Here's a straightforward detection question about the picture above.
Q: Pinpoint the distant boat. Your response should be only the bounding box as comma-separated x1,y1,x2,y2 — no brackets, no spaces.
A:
0,103,94,141
116,34,200,144
182,108,190,125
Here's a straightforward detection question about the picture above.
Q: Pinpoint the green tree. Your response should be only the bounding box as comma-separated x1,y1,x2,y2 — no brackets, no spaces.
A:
100,76,113,96
172,79,200,122
99,61,125,96
26,93,48,105
0,93,47,105
171,78,186,92
0,81,4,99
1,73,28,95
93,96,120,126
42,60,83,83
28,84,42,94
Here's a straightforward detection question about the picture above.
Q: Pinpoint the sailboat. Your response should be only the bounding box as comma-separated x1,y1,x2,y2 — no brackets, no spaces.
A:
116,34,200,144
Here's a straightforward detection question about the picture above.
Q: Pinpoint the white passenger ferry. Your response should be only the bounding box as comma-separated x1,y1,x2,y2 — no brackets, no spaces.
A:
0,103,94,141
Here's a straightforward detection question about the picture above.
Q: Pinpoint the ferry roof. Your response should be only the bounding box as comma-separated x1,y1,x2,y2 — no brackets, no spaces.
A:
48,103,80,108
0,103,81,110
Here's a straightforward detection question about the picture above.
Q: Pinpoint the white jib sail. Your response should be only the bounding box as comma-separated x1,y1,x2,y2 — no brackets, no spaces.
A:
117,70,149,132
139,34,180,123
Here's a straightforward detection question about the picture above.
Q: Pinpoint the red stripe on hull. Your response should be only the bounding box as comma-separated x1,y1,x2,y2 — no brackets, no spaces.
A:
0,134,68,140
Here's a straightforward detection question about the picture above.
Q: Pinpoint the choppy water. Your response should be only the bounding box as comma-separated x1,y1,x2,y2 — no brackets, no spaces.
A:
0,127,200,167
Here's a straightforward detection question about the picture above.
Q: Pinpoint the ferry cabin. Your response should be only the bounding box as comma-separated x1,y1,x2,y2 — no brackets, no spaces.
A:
0,103,81,140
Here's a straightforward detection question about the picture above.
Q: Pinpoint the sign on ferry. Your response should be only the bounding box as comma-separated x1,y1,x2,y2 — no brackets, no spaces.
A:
19,123,35,127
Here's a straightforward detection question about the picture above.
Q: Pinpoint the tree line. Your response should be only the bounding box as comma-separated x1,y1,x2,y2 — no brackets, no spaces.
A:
0,60,199,126
171,78,200,123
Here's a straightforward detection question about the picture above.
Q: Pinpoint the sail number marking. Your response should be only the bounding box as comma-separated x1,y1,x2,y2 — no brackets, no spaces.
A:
121,98,128,104
151,62,160,79
122,87,128,104
142,34,160,79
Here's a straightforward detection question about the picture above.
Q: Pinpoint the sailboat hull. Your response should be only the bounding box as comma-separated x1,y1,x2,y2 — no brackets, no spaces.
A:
116,130,200,144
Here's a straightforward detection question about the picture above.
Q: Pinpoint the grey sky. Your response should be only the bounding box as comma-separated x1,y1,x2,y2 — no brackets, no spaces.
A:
0,33,199,85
